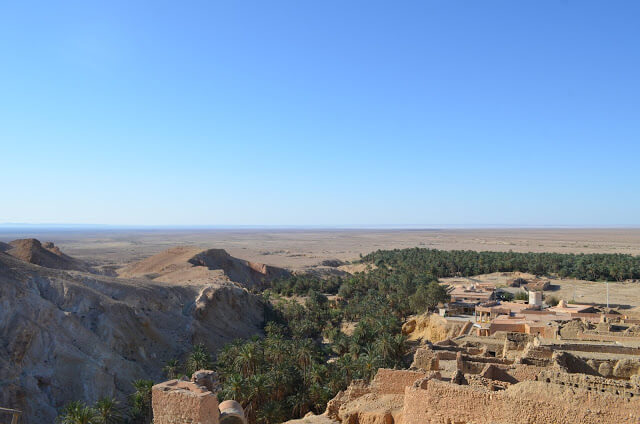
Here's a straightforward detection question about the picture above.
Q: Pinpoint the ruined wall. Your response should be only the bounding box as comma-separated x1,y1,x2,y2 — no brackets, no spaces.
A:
519,344,553,366
410,348,439,371
370,368,427,394
538,369,640,398
506,364,545,382
479,364,518,384
575,332,640,343
456,353,513,375
546,342,640,356
501,332,534,355
325,380,371,420
152,380,219,424
402,379,640,424
489,322,525,335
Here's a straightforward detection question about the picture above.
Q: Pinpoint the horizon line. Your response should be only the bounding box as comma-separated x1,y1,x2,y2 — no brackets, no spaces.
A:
1,223,640,231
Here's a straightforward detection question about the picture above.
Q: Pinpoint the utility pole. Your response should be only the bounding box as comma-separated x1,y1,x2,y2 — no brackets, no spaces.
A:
606,281,609,309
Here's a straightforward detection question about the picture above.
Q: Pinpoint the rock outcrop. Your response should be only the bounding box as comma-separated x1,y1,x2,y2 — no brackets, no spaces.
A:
402,313,469,343
118,246,290,289
4,238,93,272
0,248,264,423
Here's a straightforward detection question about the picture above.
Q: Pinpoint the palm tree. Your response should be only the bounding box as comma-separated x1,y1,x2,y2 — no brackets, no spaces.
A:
58,401,99,424
187,344,212,375
220,373,245,401
162,359,181,379
287,390,310,418
130,380,154,424
308,383,331,413
358,351,382,381
264,336,287,366
307,363,327,386
256,401,285,424
295,339,315,382
392,334,408,363
94,397,122,424
375,333,395,362
234,342,260,378
331,334,350,356
266,368,291,402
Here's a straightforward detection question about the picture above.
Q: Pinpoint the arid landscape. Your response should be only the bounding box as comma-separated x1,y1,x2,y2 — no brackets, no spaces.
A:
2,228,640,423
4,2,639,422
4,227,640,270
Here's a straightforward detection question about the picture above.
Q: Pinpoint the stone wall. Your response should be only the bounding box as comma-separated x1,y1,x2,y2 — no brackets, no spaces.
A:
457,353,513,375
480,364,518,384
506,364,545,382
371,368,427,394
537,369,640,398
575,332,640,343
152,380,219,424
546,342,640,356
402,379,640,424
410,348,440,370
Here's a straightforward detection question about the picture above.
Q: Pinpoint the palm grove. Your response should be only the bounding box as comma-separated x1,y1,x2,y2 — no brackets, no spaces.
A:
57,248,640,423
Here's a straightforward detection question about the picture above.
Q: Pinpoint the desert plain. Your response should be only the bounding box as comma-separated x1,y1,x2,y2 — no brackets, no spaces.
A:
2,227,640,309
2,227,640,270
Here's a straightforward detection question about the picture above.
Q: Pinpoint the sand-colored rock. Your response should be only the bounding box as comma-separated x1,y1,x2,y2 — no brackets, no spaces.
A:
118,246,290,289
284,415,339,424
402,313,468,343
4,238,92,272
337,392,403,424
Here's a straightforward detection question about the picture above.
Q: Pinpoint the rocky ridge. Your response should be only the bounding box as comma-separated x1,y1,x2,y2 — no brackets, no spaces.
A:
0,242,276,423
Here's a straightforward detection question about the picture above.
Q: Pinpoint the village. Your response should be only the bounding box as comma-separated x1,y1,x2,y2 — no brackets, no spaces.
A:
149,274,640,424
442,275,640,341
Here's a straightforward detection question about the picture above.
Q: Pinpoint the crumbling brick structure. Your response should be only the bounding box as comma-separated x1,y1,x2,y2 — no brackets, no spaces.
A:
402,379,640,424
152,379,219,424
152,370,246,424
410,347,439,371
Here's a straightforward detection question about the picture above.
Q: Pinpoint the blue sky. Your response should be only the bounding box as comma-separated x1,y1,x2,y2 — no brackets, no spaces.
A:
1,1,639,227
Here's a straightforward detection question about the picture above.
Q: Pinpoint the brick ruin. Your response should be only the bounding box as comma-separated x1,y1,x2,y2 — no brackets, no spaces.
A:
153,320,640,424
151,370,246,424
290,327,640,424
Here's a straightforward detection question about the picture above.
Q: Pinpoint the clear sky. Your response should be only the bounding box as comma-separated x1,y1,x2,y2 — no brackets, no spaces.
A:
1,1,639,227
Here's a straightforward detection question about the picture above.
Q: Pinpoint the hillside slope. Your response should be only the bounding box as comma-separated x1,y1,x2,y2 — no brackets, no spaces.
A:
118,246,290,289
4,238,93,272
0,249,264,423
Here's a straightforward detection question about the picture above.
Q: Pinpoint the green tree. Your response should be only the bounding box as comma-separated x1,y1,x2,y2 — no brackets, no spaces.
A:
545,295,559,306
257,401,286,424
130,380,154,424
163,358,181,379
409,281,450,313
514,291,528,301
58,401,99,424
94,397,122,424
186,344,212,375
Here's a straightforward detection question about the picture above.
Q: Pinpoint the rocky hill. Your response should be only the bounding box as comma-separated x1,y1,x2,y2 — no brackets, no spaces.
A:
0,243,268,423
3,238,93,273
118,246,290,289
